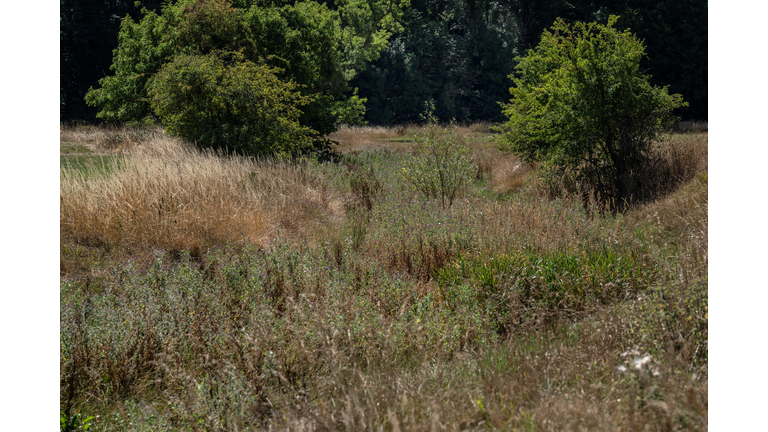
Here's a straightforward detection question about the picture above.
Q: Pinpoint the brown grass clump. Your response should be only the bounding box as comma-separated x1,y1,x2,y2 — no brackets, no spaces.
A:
329,122,495,155
60,123,171,153
468,120,494,134
60,131,346,261
472,147,531,194
650,133,708,191
328,124,413,153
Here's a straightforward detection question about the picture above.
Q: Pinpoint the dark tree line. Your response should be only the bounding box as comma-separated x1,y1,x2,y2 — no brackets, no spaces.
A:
60,0,707,124
60,0,166,122
354,0,706,124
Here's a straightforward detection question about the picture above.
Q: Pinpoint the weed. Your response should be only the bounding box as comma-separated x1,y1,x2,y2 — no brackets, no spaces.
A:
400,107,476,209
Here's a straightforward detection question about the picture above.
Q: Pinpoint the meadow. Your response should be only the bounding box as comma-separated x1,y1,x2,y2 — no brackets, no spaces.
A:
60,122,707,431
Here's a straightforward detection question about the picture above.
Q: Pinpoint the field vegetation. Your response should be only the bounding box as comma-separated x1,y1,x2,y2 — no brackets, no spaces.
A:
60,122,707,431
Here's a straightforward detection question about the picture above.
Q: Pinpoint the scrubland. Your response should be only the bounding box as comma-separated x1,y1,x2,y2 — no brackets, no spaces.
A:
60,123,707,431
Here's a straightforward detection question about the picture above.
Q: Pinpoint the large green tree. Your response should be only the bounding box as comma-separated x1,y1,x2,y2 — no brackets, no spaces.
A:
148,51,314,156
85,0,404,135
501,0,707,119
498,17,686,207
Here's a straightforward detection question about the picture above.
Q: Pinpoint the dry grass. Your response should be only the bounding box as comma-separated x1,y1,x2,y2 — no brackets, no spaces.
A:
473,147,531,193
60,123,173,154
60,124,707,431
329,122,495,155
651,133,708,190
60,128,346,268
333,123,530,195
264,305,706,432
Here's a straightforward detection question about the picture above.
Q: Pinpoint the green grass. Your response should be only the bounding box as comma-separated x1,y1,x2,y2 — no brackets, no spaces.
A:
60,154,125,178
60,137,126,177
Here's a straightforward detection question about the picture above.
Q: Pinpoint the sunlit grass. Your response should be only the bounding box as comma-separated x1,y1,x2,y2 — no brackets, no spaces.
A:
60,124,707,431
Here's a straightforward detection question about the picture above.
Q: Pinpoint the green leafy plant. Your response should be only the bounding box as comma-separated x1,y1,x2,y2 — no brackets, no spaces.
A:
401,103,476,208
148,51,314,156
497,16,686,208
60,411,95,431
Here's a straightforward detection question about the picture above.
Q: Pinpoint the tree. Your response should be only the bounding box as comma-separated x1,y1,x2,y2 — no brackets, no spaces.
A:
148,51,314,156
497,16,686,207
505,0,708,120
354,0,519,124
85,0,404,137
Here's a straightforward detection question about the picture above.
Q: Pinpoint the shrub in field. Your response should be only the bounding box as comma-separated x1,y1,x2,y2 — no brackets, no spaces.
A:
401,107,476,208
497,16,686,208
148,51,314,156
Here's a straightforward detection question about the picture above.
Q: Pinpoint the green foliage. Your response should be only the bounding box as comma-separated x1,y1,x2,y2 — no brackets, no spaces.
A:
354,0,518,124
148,51,314,156
83,8,177,123
174,0,254,56
84,0,405,139
330,88,368,126
437,247,653,333
400,103,476,208
497,16,686,206
60,411,95,431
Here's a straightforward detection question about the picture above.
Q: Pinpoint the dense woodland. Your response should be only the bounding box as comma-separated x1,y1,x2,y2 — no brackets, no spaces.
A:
60,0,707,125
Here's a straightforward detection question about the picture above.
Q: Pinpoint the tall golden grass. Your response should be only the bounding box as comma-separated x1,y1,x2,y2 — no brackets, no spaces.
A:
60,128,345,259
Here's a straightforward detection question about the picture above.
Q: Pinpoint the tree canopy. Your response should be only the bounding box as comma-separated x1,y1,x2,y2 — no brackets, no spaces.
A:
84,0,405,136
352,0,706,123
62,0,707,126
148,51,315,156
497,16,686,207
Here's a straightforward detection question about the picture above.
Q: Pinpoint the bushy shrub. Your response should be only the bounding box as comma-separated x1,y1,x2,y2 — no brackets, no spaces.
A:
497,16,686,208
401,106,476,208
148,51,315,156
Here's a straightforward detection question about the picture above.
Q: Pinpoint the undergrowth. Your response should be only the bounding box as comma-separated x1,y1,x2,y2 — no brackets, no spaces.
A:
60,124,707,431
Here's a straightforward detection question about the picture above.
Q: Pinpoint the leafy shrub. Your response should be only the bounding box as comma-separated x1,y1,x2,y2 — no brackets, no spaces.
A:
497,16,686,208
148,51,314,156
400,106,476,208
